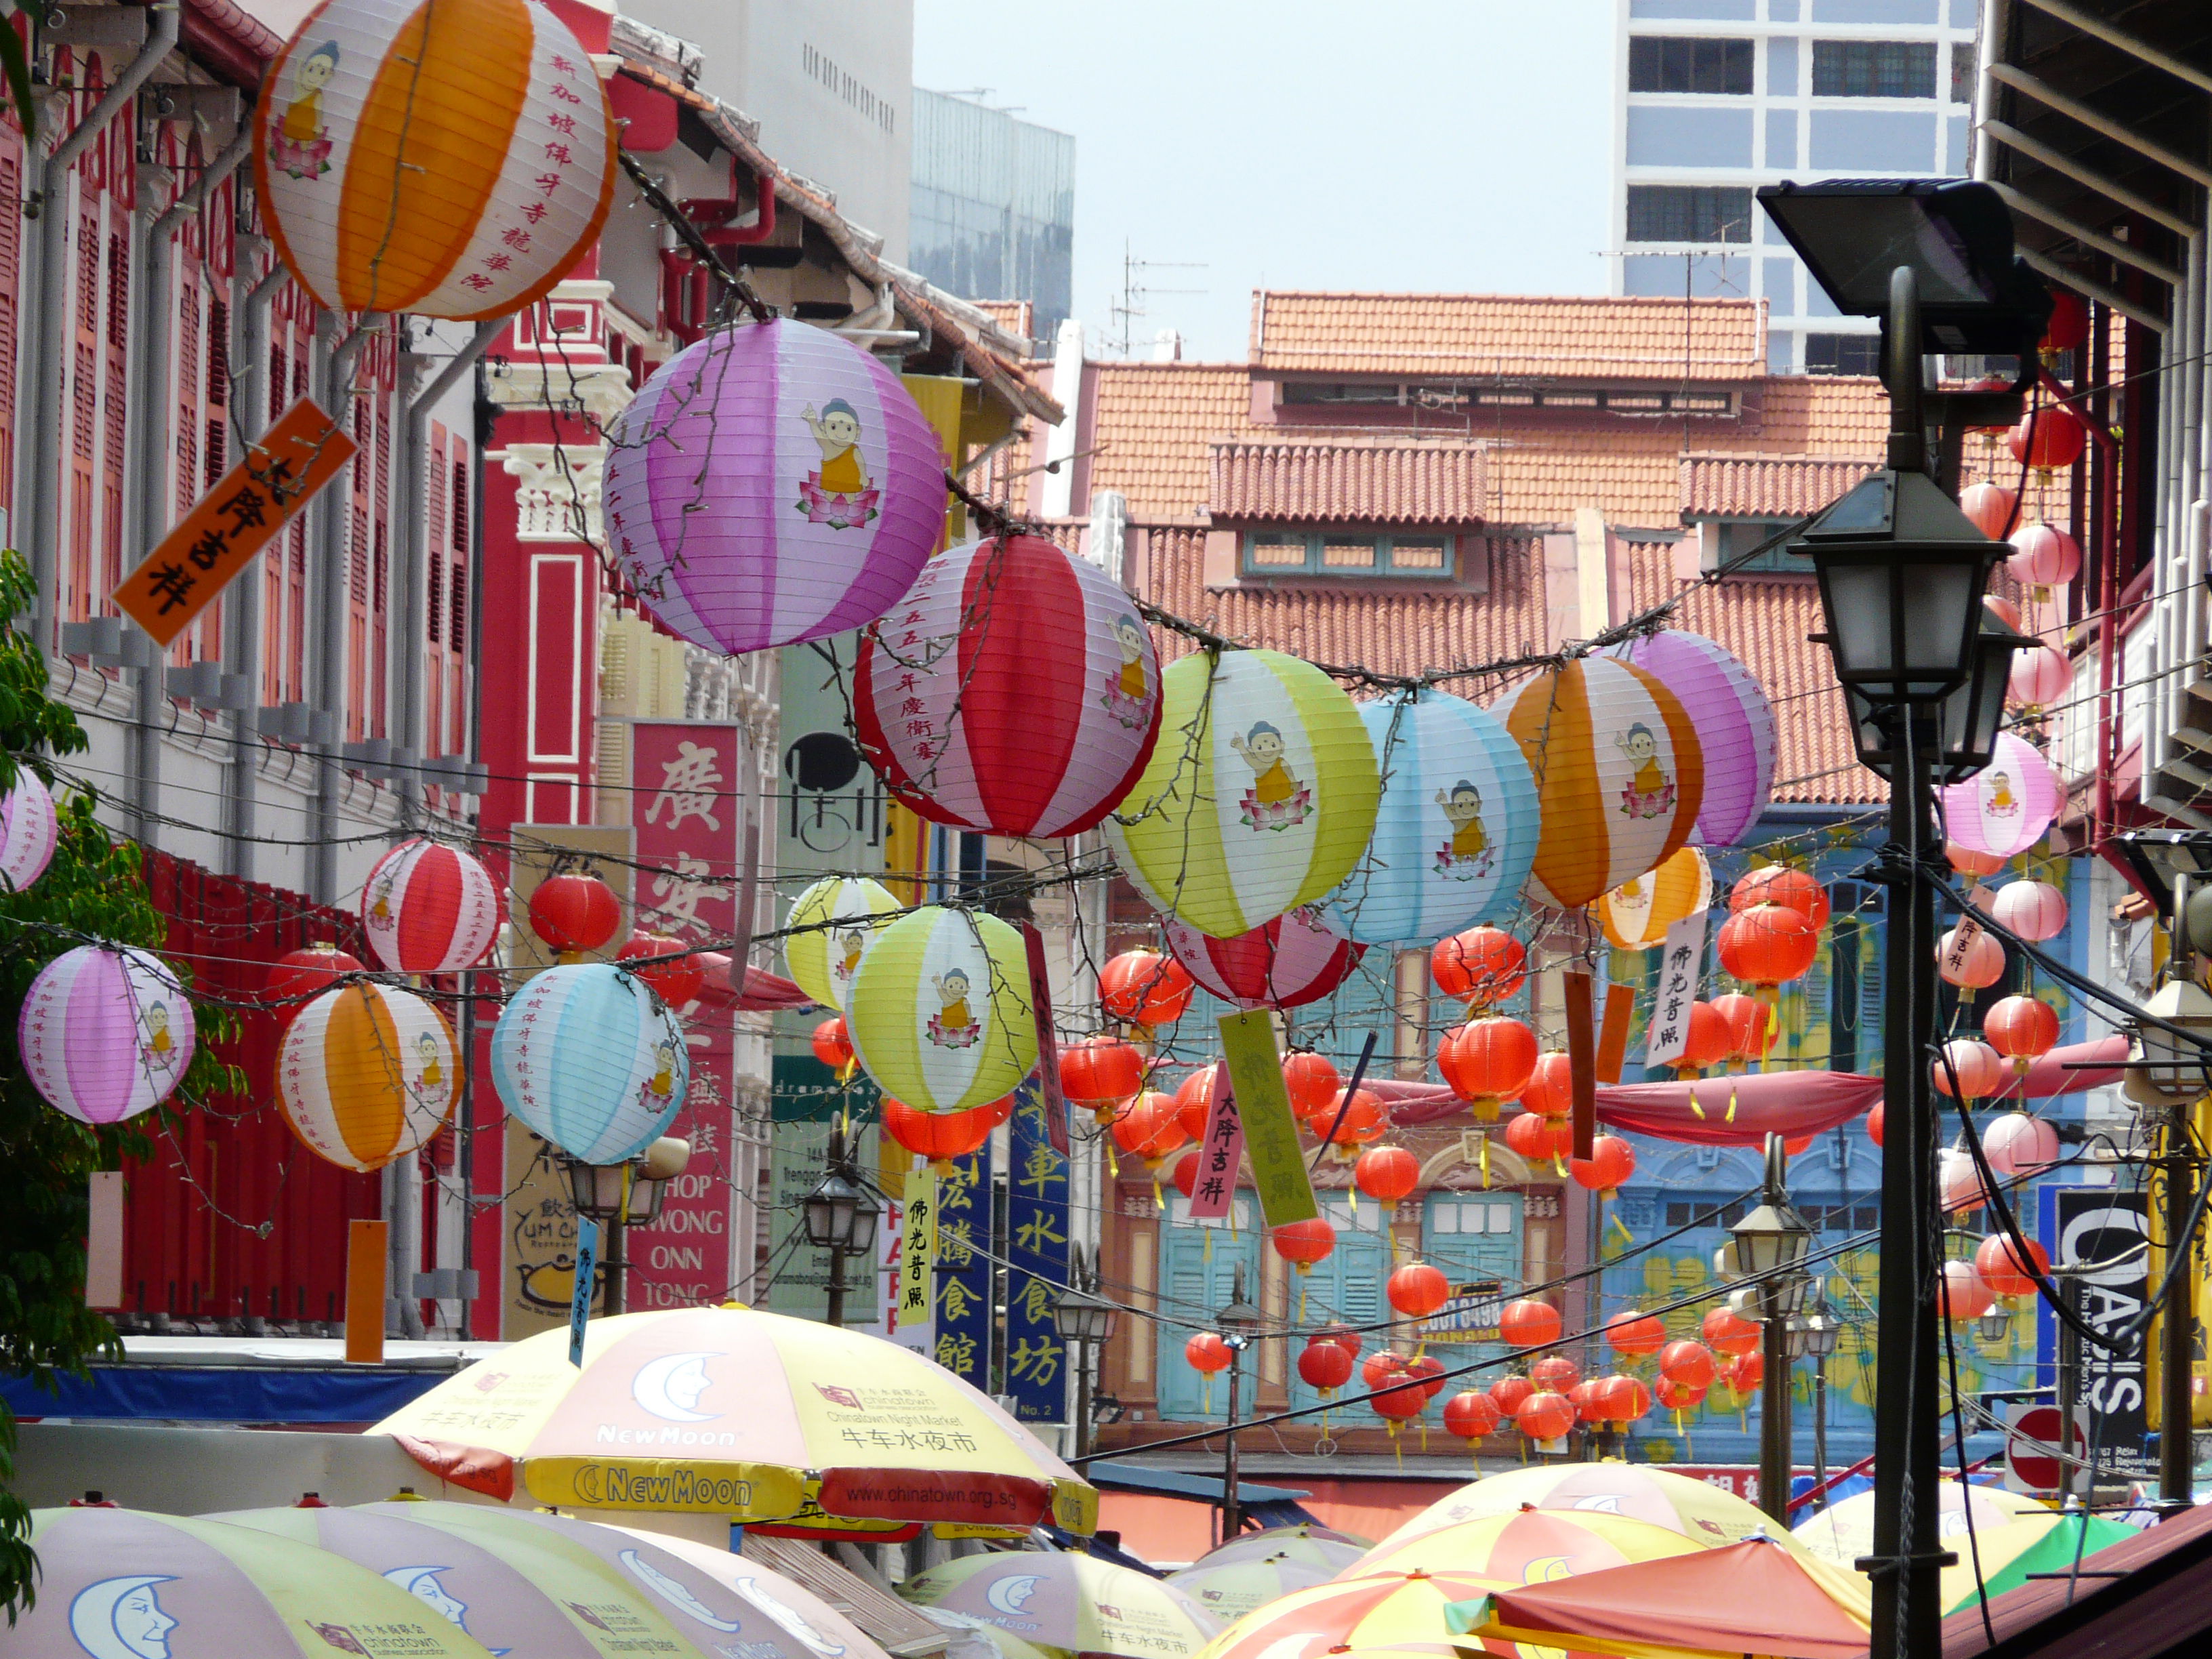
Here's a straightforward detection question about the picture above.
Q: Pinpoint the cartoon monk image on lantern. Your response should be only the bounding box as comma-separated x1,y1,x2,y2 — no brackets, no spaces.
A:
1433,779,1495,879
639,1040,680,1113
142,1000,175,1062
926,968,983,1049
1984,770,2021,818
408,1029,447,1112
1101,615,1153,729
1230,720,1313,831
366,869,397,936
271,41,340,180
831,925,868,998
1614,722,1677,819
796,400,882,530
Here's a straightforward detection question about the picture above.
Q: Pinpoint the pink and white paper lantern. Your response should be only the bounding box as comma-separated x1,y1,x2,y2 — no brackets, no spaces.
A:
1607,630,1776,848
0,766,58,891
1991,878,2068,942
1931,1038,2003,1101
1937,926,2005,989
603,318,946,656
2008,644,2071,707
1984,1111,2060,1178
20,944,196,1124
359,838,500,973
2006,523,2081,590
1938,732,2059,860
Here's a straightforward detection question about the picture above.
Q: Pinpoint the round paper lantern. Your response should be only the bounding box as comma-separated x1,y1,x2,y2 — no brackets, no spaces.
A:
1568,1378,1605,1427
279,981,455,1170
1361,1349,1411,1391
1186,1333,1232,1375
1984,593,2025,630
266,943,365,1013
1658,1339,1718,1389
1531,1355,1580,1394
1731,866,1831,931
1500,1298,1563,1349
1932,1038,2003,1101
1949,842,2008,879
1940,733,2059,858
359,838,498,972
1437,1016,1540,1117
1655,1376,1708,1412
1490,1375,1535,1415
1273,1218,1337,1273
1371,1372,1427,1422
1313,1322,1365,1359
1062,1035,1147,1111
1099,949,1196,1026
1330,687,1539,945
1729,1351,1765,1393
1516,1391,1576,1441
1993,879,2068,942
1172,1067,1221,1140
1940,1147,1988,1214
1433,926,1527,1006
1569,1135,1636,1196
616,931,707,1008
1985,994,2060,1071
2007,523,2083,592
1170,1149,1201,1198
1492,656,1704,909
1597,846,1713,950
1677,1001,1734,1073
1387,1262,1450,1319
810,1017,854,1071
1297,1339,1354,1394
846,905,1036,1113
1961,481,2019,539
882,1099,1000,1172
2043,291,2089,352
785,877,901,1012
2009,405,2087,472
1605,1309,1666,1356
1520,1051,1574,1120
1985,1111,2062,1177
527,872,621,958
1939,1260,1996,1321
1408,1353,1448,1399
1355,1144,1420,1202
20,945,196,1125
1609,632,1776,848
1597,1375,1650,1425
1717,903,1820,987
1866,1101,1885,1146
1314,1088,1385,1148
253,0,615,321
1504,1109,1574,1162
855,535,1162,838
1975,1232,2051,1298
1161,905,1364,1011
1938,926,2006,989
1443,1389,1501,1443
1108,649,1380,939
1710,991,1774,1064
1702,1307,1759,1357
605,320,943,655
491,962,688,1163
1111,1090,1187,1168
1283,1050,1343,1117
0,766,57,892
2009,644,2072,707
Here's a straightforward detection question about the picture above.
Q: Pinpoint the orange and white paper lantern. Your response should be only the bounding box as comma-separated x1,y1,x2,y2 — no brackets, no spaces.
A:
253,0,617,321
280,981,459,1171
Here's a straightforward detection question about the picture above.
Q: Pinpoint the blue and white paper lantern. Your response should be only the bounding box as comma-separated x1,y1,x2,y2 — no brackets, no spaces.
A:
491,962,688,1162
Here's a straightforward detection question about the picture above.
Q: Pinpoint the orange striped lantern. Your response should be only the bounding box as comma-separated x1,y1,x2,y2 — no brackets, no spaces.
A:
254,0,616,321
1492,657,1704,909
279,982,458,1172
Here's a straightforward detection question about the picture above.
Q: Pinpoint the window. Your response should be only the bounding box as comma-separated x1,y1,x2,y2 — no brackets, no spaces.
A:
1708,519,1800,572
1626,185,1753,245
1949,41,1975,103
1629,35,1754,94
1805,333,1883,376
1812,39,1937,98
1241,529,1456,579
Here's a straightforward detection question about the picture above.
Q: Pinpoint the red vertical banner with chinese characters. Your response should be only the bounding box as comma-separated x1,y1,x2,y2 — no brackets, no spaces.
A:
625,719,750,1311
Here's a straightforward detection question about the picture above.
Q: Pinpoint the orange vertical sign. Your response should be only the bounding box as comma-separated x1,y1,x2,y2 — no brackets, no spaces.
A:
345,1218,387,1364
112,397,357,648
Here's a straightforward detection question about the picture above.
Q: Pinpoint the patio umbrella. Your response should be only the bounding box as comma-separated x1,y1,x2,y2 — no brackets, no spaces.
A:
1445,1536,1873,1659
1351,1504,1720,1580
1195,1523,1370,1572
1793,1481,2086,1614
606,1524,899,1659
914,1603,1075,1659
369,1307,1096,1534
1963,1511,2137,1605
901,1550,1222,1659
1167,1551,1343,1620
13,1506,491,1658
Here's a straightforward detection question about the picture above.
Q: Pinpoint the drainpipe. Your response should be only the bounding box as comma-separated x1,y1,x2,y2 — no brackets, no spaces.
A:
126,126,253,843
21,3,180,649
225,251,289,882
309,311,384,903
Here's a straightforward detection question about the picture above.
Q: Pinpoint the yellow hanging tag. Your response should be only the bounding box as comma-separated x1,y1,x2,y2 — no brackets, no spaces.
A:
1725,1086,1738,1124
1610,1212,1634,1247
1105,1139,1120,1180
837,1059,857,1086
1153,1176,1165,1211
1479,1134,1491,1189
1349,1185,1359,1220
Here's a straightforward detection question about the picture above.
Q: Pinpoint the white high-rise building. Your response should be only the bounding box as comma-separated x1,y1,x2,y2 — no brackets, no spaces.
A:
1610,0,1980,374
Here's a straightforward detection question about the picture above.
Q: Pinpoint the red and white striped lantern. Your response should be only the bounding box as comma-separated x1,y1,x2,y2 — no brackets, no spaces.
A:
1160,905,1364,1010
359,838,500,973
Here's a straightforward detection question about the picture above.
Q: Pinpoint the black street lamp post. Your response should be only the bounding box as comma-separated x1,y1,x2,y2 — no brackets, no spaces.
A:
803,1120,880,1329
1215,1265,1264,1545
564,1136,691,1317
1053,1248,1120,1462
1731,1132,1815,1523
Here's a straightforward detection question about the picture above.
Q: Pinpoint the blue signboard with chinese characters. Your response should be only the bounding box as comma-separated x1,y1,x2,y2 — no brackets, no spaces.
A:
932,1141,994,1389
1004,1082,1071,1423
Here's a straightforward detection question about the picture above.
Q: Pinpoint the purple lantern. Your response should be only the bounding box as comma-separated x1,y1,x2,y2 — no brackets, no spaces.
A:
0,766,57,891
20,944,197,1124
602,318,947,655
1939,731,2059,859
1607,630,1776,848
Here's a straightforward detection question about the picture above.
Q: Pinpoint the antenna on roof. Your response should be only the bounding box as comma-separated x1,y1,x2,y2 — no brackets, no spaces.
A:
1109,241,1206,358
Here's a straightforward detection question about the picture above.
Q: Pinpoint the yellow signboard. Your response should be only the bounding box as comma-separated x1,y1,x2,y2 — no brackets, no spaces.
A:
1217,1010,1318,1227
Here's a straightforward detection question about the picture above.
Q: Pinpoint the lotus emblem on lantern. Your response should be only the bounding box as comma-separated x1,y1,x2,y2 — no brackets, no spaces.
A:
632,1352,719,1423
1432,779,1494,880
1614,724,1677,820
68,1577,178,1659
797,401,881,529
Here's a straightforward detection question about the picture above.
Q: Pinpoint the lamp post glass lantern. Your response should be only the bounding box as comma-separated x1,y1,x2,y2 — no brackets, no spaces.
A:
1054,1258,1121,1460
804,1124,880,1329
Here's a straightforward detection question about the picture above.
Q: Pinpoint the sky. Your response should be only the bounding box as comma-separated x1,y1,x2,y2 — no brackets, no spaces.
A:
913,0,1619,361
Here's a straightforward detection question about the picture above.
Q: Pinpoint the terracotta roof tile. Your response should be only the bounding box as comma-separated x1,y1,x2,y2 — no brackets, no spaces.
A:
1250,292,1769,383
1208,440,1488,525
1086,363,1253,524
1682,455,1877,520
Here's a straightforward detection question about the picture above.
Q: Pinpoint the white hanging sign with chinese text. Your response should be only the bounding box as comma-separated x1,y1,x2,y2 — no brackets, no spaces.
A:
1643,911,1710,1070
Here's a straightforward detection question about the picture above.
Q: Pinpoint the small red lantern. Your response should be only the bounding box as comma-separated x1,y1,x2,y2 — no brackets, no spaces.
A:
1569,1135,1636,1197
1931,1038,2003,1102
1387,1262,1451,1319
1604,1309,1666,1356
1531,1353,1580,1393
1371,1374,1428,1422
1569,1378,1605,1426
1866,1101,1885,1147
1297,1338,1355,1395
2008,405,2087,472
1520,1052,1575,1120
882,1098,998,1172
1975,1232,2051,1298
2042,290,2089,352
1504,1110,1574,1164
1937,926,2006,990
1062,1035,1147,1112
1940,1259,1996,1321
1354,1144,1421,1202
1677,1002,1734,1073
1361,1349,1411,1390
1500,1298,1563,1349
1282,1050,1341,1118
266,944,365,1015
617,931,707,1006
1947,841,2007,878
1709,991,1773,1065
1961,480,2019,540
1100,949,1195,1027
1111,1090,1188,1168
527,872,621,956
1186,1332,1233,1374
1729,1350,1765,1393
1315,1088,1386,1148
1172,1067,1221,1139
1443,1389,1501,1443
1273,1218,1337,1273
1437,1016,1540,1120
1490,1374,1535,1415
1717,903,1820,988
1313,1321,1365,1359
1703,1307,1760,1357
1433,926,1528,1006
811,1017,855,1071
1655,1375,1708,1412
1598,1374,1650,1425
1658,1339,1717,1389
1984,995,2060,1072
1515,1391,1576,1441
1730,866,1830,931
1406,1353,1448,1399
1170,1149,1201,1199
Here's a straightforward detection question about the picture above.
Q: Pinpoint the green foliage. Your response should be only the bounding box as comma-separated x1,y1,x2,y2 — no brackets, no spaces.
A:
0,552,234,1618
